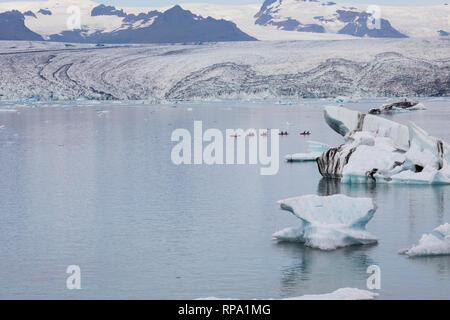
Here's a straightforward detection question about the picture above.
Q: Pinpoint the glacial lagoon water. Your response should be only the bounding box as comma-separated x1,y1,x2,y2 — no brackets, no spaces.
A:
0,98,449,300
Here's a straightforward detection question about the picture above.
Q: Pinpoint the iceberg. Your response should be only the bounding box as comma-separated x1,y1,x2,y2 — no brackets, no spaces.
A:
369,100,426,115
400,223,450,257
273,194,378,250
285,140,330,162
317,106,450,184
324,106,410,150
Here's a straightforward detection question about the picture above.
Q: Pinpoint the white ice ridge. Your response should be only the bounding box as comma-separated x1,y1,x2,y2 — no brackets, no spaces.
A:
273,194,378,250
400,223,450,257
199,288,378,300
285,140,330,162
318,106,450,184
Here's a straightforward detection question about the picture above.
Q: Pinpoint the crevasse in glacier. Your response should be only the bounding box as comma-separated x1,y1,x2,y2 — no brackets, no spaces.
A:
273,194,378,250
400,223,450,257
317,106,450,184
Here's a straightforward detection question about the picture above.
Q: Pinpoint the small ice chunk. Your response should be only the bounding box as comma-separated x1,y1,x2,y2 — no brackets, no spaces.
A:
401,223,450,257
198,288,378,300
274,194,377,250
285,152,322,162
369,100,426,114
284,288,378,300
286,141,330,162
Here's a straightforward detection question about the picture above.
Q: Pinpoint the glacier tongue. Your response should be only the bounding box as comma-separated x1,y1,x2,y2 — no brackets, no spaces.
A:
273,194,378,251
317,107,450,184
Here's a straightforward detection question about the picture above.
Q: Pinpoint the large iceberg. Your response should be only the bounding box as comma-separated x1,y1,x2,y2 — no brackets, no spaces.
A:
273,194,378,250
285,140,330,162
317,106,450,184
400,223,450,257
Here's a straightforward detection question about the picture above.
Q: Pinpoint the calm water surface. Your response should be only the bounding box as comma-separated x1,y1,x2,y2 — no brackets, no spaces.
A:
0,98,449,299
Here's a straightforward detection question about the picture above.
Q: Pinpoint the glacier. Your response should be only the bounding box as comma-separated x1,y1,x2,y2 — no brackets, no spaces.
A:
400,223,450,257
0,38,449,101
273,194,378,250
285,140,330,162
317,106,450,184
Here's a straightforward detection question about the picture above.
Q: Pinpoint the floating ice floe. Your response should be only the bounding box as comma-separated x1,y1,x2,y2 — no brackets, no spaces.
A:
317,106,450,184
335,96,354,104
273,194,378,250
199,288,378,300
369,100,426,115
400,223,450,257
282,288,378,300
96,110,110,117
285,141,330,162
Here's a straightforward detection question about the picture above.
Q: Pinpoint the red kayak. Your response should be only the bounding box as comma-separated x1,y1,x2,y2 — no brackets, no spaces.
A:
279,132,289,136
300,132,311,136
230,134,241,138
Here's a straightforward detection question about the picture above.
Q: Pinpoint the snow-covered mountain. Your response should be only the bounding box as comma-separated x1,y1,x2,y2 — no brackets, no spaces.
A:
0,10,43,41
0,0,449,42
0,0,256,43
